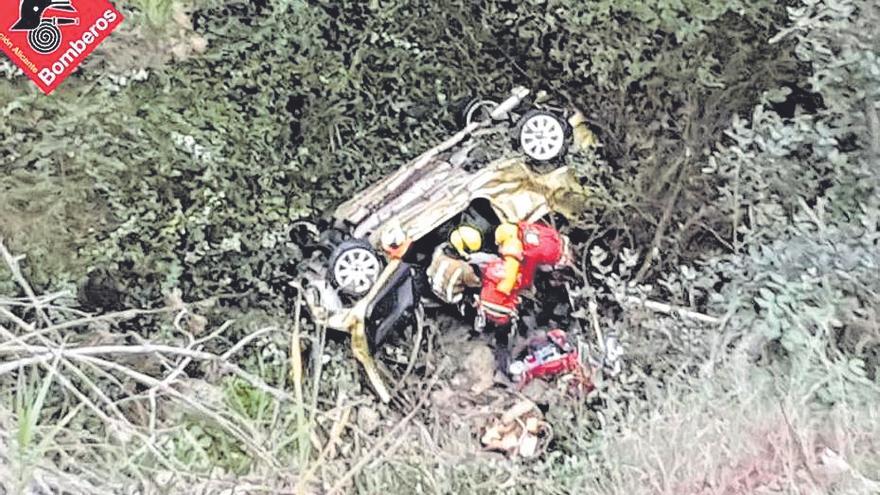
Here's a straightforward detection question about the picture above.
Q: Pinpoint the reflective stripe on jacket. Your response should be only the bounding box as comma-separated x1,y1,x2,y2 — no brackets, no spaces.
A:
426,244,481,304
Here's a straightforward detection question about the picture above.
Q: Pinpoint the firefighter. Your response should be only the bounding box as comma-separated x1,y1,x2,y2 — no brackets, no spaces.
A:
450,221,568,321
492,221,568,294
449,225,482,258
427,224,495,306
449,221,570,369
11,0,77,31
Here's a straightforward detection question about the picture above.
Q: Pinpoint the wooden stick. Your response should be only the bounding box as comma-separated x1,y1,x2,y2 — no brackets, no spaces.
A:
625,296,721,325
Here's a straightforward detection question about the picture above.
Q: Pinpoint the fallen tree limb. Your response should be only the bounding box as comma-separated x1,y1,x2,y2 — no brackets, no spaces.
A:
624,296,722,325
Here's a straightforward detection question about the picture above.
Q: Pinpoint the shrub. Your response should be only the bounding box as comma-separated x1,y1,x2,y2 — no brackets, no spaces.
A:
2,0,800,308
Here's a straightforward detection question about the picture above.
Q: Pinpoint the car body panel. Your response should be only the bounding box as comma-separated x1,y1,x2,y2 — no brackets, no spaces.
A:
336,156,584,247
365,262,417,350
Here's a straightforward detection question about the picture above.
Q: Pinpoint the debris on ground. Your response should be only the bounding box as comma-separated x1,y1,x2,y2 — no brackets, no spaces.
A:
509,329,593,394
480,399,550,459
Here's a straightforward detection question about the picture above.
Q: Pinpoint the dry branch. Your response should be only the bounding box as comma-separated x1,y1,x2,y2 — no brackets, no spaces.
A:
624,295,722,325
0,239,301,490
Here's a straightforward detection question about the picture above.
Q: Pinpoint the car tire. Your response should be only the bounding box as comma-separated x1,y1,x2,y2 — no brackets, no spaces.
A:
458,97,499,127
515,110,571,162
328,239,384,297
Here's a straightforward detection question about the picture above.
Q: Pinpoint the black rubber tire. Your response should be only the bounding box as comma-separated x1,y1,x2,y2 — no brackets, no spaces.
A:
453,96,480,127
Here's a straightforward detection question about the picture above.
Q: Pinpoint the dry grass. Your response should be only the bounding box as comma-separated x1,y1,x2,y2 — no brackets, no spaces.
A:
569,361,880,495
0,239,315,493
2,235,879,494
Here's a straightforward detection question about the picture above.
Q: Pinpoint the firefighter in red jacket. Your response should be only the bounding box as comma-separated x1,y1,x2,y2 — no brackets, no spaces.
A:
450,221,569,366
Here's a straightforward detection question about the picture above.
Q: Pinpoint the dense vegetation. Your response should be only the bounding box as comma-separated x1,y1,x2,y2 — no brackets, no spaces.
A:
1,0,802,303
1,0,878,493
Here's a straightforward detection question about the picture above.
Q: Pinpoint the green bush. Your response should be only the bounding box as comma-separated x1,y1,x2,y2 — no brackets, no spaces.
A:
2,0,800,308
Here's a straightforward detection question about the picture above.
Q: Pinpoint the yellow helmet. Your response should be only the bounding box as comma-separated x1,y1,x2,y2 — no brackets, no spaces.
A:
494,223,519,245
449,225,482,257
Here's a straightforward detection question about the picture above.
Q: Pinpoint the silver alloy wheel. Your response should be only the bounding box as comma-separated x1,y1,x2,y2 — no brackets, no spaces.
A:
332,247,381,296
519,113,566,161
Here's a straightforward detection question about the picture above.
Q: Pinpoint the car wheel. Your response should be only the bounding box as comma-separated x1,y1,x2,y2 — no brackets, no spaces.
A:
455,96,497,127
328,239,383,297
516,110,570,161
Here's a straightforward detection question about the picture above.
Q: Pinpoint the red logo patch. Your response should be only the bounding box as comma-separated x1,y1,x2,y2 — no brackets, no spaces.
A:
0,0,123,94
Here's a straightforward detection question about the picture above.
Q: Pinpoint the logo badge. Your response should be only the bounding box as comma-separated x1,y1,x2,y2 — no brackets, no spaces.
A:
0,0,123,94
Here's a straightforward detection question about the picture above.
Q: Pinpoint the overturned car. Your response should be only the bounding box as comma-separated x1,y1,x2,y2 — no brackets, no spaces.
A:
295,87,594,402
